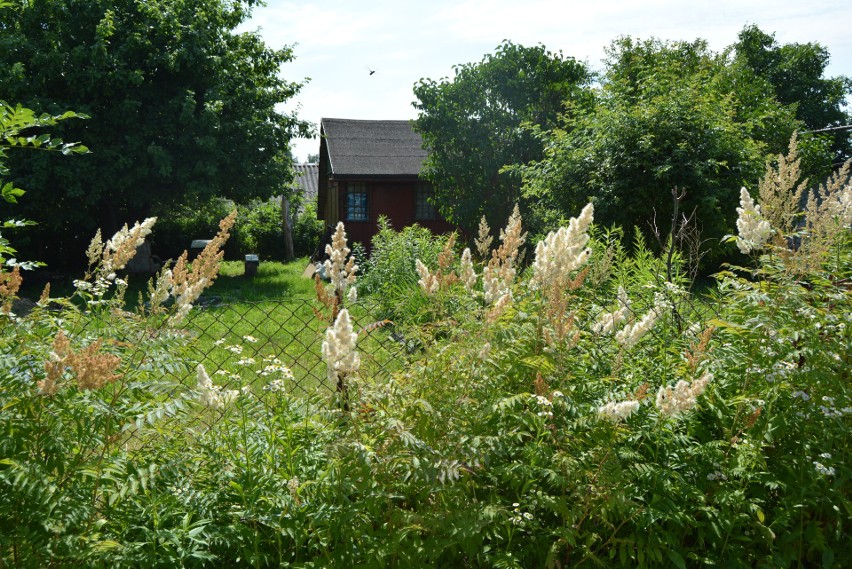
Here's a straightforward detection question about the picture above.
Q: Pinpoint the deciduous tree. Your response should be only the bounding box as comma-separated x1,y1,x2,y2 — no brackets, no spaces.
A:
520,37,800,260
0,0,310,267
413,41,591,235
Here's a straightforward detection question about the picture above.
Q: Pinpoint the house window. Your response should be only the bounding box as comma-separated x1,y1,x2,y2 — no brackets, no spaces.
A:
346,182,369,221
414,183,438,221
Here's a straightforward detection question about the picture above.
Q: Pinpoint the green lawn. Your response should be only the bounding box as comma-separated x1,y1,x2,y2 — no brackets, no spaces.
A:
181,258,405,397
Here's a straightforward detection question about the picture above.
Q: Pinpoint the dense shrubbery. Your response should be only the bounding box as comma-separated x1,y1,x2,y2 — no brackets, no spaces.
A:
1,141,849,566
356,217,455,322
152,197,323,262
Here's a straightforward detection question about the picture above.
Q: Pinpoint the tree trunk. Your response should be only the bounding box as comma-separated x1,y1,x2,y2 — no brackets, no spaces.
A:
282,197,295,261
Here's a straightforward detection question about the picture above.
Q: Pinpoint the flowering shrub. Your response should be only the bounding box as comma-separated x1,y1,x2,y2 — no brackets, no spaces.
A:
0,137,849,567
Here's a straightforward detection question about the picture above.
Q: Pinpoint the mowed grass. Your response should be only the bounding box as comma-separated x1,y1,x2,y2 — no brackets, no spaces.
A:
181,258,404,396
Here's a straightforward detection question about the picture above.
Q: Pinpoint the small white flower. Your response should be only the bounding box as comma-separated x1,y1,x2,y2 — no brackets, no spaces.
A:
242,335,258,343
598,400,640,422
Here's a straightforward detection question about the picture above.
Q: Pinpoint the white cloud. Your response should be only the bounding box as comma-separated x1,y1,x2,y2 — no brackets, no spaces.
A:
251,0,852,161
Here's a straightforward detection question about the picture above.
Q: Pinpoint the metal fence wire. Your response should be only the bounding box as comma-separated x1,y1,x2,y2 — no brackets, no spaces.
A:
180,297,407,396
65,285,719,453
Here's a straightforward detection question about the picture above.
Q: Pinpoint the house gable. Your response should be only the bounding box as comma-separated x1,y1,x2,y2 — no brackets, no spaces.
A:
316,118,453,247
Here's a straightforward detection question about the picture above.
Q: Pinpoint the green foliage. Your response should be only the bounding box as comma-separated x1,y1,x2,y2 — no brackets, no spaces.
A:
0,0,310,269
733,25,852,165
291,201,325,259
519,37,798,263
413,40,592,235
151,198,233,261
2,166,850,566
233,200,286,260
0,99,88,265
357,218,451,320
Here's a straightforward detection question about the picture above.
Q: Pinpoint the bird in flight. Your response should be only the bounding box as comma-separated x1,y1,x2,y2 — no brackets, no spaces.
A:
367,66,376,76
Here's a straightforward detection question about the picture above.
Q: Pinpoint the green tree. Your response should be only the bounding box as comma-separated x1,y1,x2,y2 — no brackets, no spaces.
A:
0,100,88,266
733,25,852,165
0,0,310,267
520,37,799,260
413,41,591,235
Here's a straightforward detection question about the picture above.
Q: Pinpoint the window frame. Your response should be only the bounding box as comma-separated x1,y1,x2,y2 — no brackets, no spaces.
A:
414,182,438,221
345,182,369,222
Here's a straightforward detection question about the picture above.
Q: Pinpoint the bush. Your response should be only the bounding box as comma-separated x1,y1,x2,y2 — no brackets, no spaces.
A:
357,218,452,321
152,198,233,261
1,141,849,567
234,199,285,260
154,197,323,262
292,201,324,258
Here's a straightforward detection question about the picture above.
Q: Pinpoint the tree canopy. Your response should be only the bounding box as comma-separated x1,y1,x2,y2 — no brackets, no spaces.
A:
519,36,802,259
0,0,310,267
413,41,591,235
732,25,852,165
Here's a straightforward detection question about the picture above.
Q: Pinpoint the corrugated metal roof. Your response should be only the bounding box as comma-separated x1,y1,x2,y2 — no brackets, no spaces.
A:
292,163,318,202
321,118,426,177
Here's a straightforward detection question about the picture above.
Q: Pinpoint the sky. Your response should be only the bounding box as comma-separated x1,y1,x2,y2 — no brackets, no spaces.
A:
241,0,852,162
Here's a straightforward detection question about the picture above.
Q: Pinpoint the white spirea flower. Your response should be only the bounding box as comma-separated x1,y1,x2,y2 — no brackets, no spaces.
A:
614,307,660,348
415,259,439,294
323,222,357,297
736,187,773,254
196,364,240,409
598,399,640,421
149,268,172,308
482,265,512,304
347,286,358,303
106,217,157,252
172,277,208,323
531,203,594,289
655,372,713,417
825,184,852,226
321,309,361,384
459,248,477,290
592,286,630,334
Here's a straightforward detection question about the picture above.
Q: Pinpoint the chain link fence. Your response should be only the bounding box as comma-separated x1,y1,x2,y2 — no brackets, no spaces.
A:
64,283,720,454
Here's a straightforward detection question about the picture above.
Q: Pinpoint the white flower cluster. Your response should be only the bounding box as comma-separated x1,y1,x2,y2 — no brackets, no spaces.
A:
813,461,835,476
736,187,773,254
531,203,594,289
321,309,360,384
323,222,357,298
172,278,208,322
598,399,640,422
196,364,241,409
459,248,477,290
105,217,157,255
614,307,660,348
509,502,534,525
415,259,439,295
532,394,554,417
592,286,630,334
837,185,852,226
264,378,286,392
259,356,295,380
482,270,512,305
655,372,712,417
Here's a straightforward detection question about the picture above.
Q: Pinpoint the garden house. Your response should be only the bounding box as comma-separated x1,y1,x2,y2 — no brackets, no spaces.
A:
316,118,454,247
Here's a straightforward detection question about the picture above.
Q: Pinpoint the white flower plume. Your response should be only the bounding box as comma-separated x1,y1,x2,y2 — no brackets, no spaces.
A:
736,187,773,254
322,308,360,384
531,203,593,289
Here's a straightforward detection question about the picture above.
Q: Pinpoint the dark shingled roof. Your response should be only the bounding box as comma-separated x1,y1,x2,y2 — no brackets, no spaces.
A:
321,118,426,177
